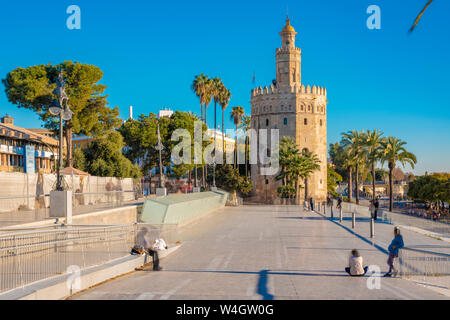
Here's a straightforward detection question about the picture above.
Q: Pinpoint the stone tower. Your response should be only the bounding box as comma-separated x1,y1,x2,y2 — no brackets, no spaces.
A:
250,17,328,203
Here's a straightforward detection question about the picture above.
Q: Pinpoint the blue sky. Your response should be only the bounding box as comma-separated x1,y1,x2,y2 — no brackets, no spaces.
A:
0,0,449,174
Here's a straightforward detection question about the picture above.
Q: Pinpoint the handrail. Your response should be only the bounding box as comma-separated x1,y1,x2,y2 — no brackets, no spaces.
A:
401,247,450,258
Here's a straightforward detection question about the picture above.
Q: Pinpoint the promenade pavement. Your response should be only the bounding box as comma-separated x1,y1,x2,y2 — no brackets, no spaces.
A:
71,205,449,300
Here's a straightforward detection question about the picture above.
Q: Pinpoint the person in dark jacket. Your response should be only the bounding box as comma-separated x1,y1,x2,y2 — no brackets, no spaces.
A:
374,198,380,220
309,197,314,211
384,227,404,277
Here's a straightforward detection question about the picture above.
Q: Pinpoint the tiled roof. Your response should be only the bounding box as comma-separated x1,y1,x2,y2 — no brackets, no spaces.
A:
0,123,59,146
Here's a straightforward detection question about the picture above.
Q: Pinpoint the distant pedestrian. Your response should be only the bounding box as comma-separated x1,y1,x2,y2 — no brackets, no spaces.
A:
309,197,314,212
303,199,309,211
337,196,343,210
345,249,368,276
374,198,380,220
369,200,375,219
384,227,404,277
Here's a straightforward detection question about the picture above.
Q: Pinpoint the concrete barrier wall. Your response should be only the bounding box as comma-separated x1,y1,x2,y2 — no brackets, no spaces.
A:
141,191,229,226
0,172,135,213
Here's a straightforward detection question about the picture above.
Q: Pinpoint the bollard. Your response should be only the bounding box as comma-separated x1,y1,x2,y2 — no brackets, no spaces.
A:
323,202,326,215
331,205,334,219
370,218,375,238
339,207,343,223
352,211,355,229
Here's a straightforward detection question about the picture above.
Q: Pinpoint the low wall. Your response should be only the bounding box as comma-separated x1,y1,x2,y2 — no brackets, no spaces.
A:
70,205,139,225
0,172,135,213
0,205,140,230
140,191,229,226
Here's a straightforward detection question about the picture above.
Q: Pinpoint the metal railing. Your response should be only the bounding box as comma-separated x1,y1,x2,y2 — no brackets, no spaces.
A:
383,210,450,238
0,223,179,294
398,246,450,277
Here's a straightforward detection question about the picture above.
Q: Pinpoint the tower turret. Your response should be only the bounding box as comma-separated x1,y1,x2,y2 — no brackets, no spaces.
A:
276,17,301,89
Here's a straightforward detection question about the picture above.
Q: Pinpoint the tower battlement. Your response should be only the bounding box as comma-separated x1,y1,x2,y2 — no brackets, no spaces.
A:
251,84,327,98
276,47,301,55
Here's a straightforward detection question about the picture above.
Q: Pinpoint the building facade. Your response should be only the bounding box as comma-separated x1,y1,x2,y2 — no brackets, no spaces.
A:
250,18,328,203
0,115,59,174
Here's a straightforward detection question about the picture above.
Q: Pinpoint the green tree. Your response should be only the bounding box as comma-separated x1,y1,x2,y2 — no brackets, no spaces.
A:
327,164,343,197
219,86,231,163
230,106,244,169
380,136,417,211
364,129,384,201
81,131,141,178
216,164,253,201
239,115,251,177
276,137,321,200
3,61,121,167
341,130,367,204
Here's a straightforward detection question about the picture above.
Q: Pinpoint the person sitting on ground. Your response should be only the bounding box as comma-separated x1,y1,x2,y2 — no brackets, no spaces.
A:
345,249,368,276
384,227,404,277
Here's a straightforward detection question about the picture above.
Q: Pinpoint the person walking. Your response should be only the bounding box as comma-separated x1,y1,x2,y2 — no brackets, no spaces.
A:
374,197,380,220
345,249,368,276
369,200,375,219
309,197,315,212
384,227,404,277
337,195,343,210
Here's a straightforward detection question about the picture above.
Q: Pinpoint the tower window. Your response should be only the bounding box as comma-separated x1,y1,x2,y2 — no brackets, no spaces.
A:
304,118,307,125
284,118,288,125
266,119,269,126
320,119,323,126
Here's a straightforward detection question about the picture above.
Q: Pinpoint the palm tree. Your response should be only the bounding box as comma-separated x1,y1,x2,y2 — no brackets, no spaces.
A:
276,137,321,202
341,130,367,204
239,115,251,177
219,87,231,163
380,137,417,211
410,0,434,33
277,136,299,186
211,77,223,187
203,78,213,127
191,74,209,123
297,151,321,201
365,129,384,201
230,106,244,169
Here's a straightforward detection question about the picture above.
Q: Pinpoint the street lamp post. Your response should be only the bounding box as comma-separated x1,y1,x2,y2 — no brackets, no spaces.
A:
155,122,167,196
49,70,73,191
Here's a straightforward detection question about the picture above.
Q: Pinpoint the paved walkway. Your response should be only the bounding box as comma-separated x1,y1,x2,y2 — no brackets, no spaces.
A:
71,205,449,300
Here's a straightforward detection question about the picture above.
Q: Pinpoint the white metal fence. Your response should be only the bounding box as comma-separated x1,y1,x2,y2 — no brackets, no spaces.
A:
0,223,179,294
399,246,450,277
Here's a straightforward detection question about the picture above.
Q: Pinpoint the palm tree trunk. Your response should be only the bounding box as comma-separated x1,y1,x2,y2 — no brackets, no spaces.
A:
304,178,308,201
348,167,353,203
389,166,394,212
200,103,203,123
234,124,238,169
372,162,376,202
222,110,225,165
355,163,359,205
245,136,248,177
